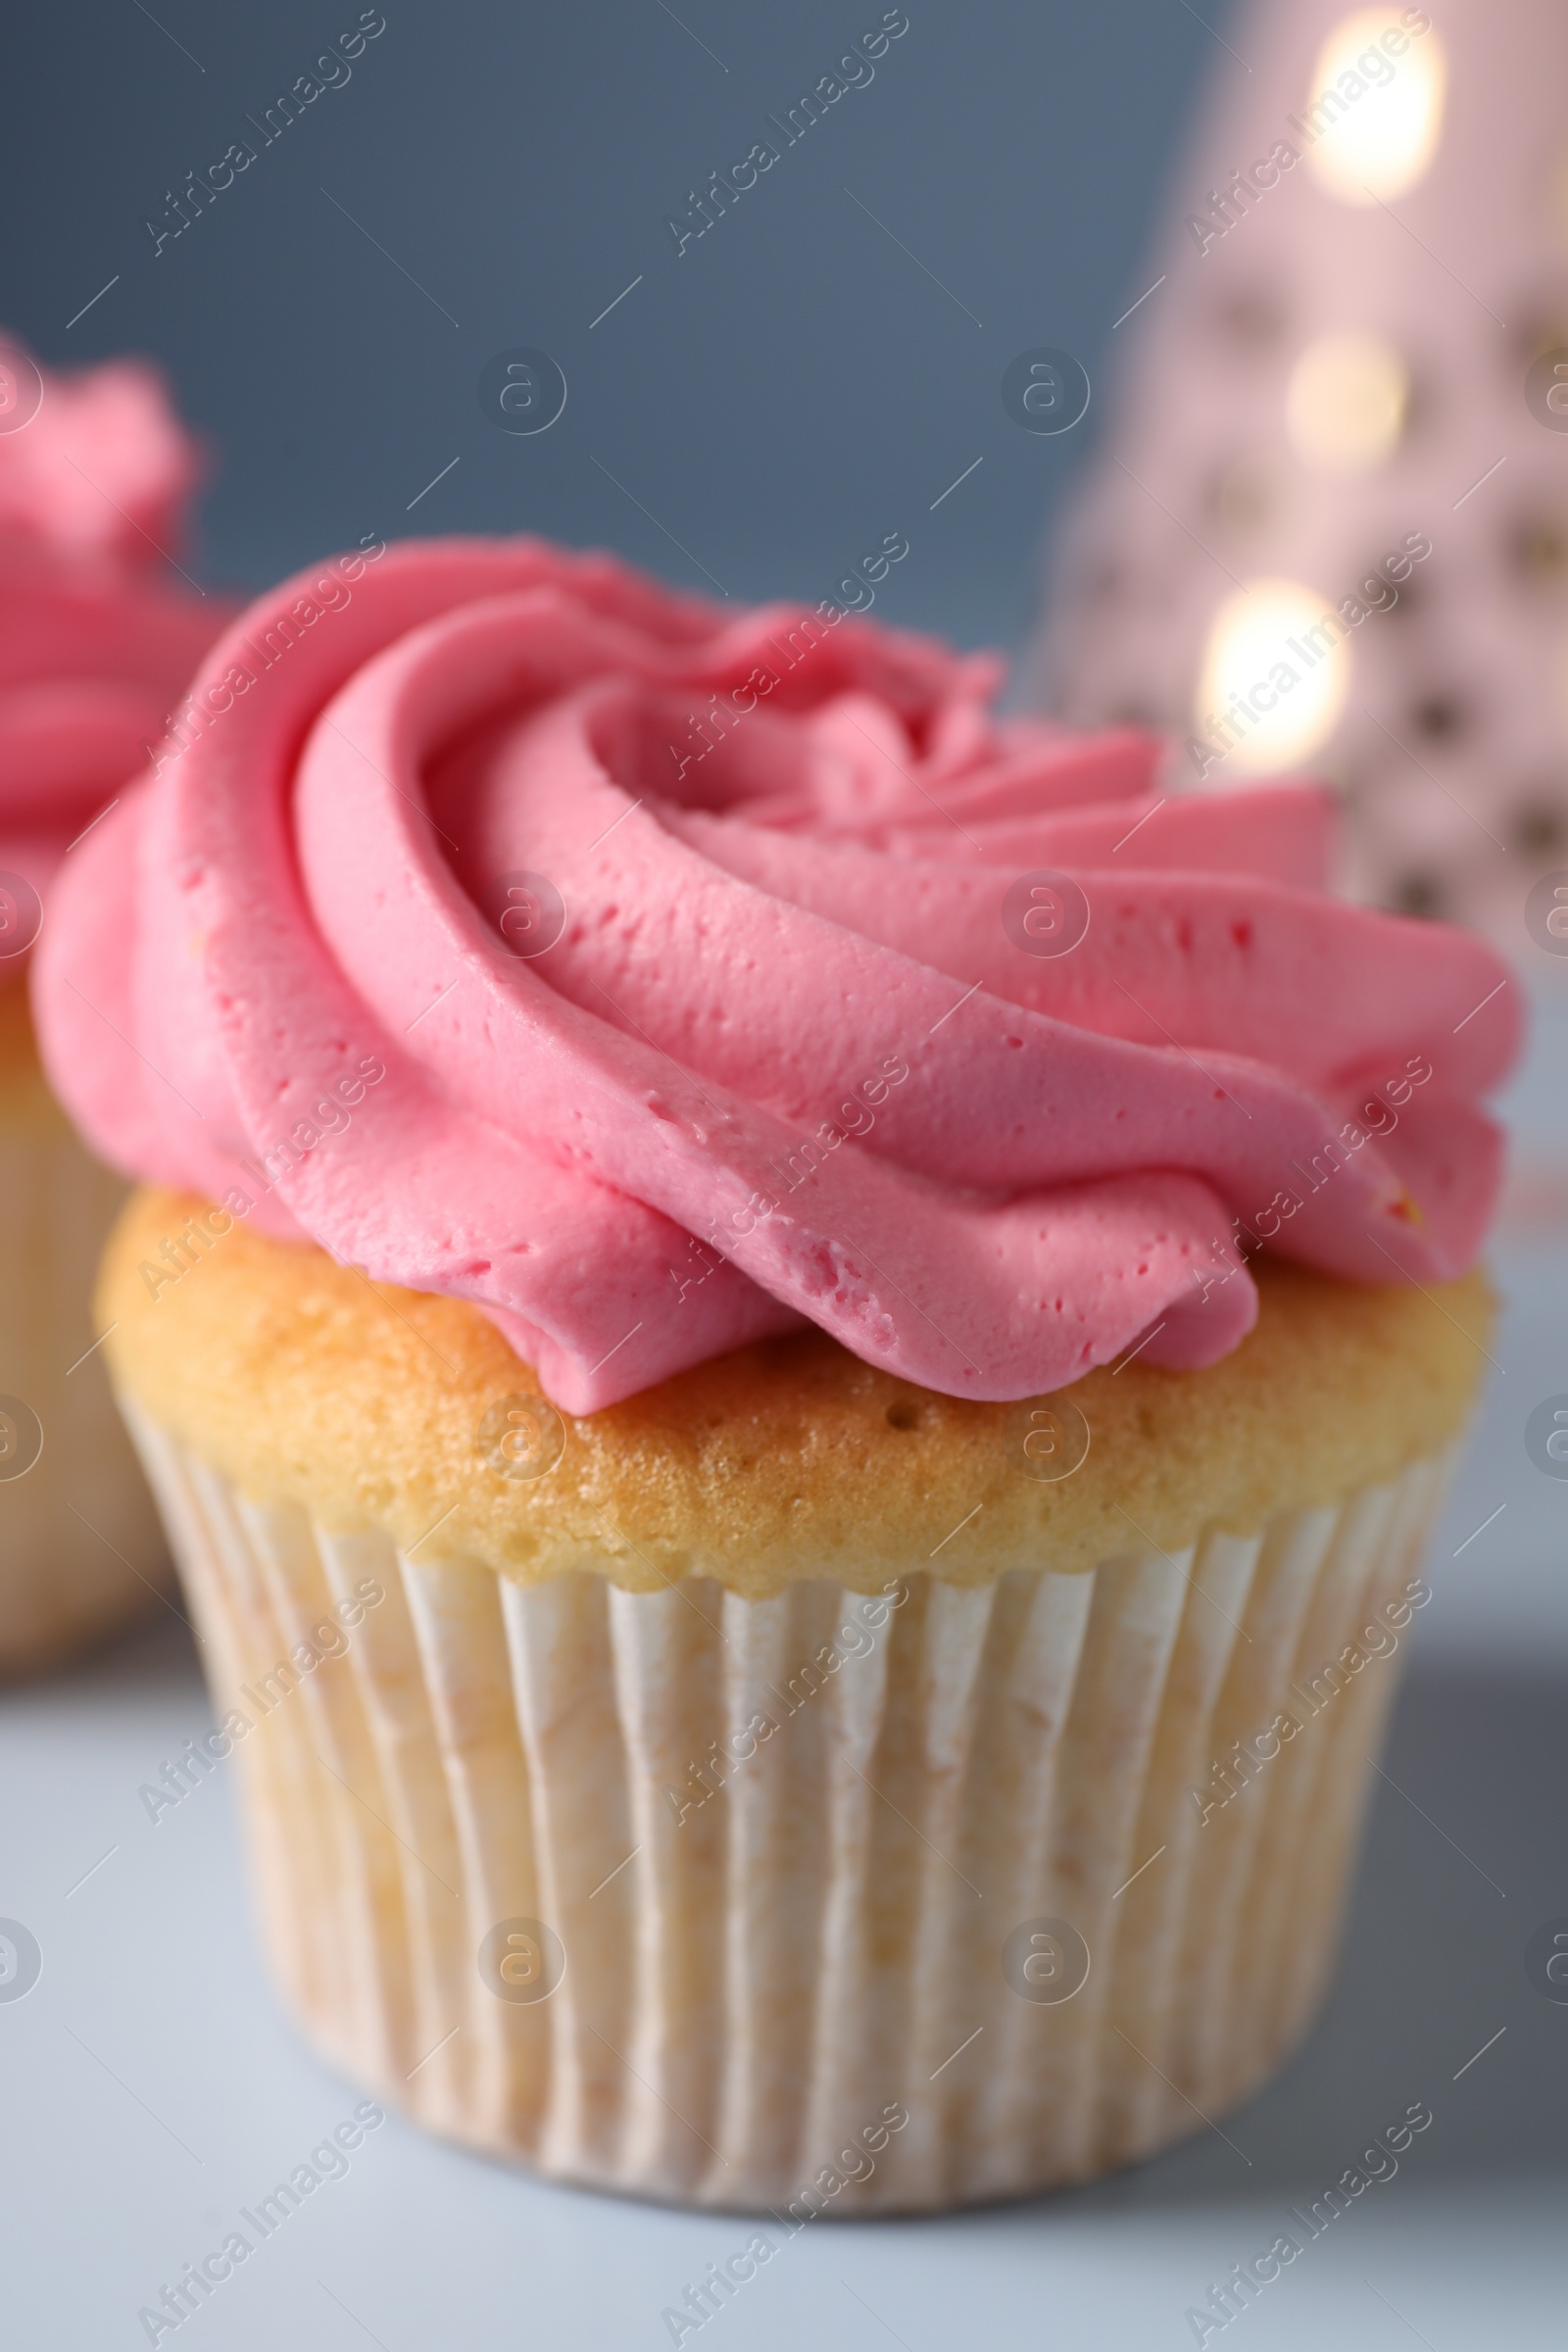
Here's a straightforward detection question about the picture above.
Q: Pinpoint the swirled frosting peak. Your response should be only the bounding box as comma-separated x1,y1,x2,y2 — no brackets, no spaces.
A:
34,536,1517,1411
0,336,226,937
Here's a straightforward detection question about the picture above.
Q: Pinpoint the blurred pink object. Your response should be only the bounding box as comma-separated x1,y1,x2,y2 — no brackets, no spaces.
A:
0,336,206,568
0,334,226,914
1031,0,1568,937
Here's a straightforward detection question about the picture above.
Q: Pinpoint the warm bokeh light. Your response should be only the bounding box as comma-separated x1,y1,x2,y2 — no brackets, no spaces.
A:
1287,330,1410,473
1304,11,1447,205
1196,579,1350,776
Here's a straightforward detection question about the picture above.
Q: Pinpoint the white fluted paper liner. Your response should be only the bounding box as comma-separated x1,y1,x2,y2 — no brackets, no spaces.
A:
0,1116,169,1675
122,1396,1451,2212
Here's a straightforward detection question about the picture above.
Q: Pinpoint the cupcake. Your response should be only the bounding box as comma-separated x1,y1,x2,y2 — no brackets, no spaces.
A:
0,334,227,1674
35,537,1514,2208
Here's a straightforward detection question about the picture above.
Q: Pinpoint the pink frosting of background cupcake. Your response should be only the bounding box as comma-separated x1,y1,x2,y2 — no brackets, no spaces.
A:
33,536,1519,1411
0,335,227,952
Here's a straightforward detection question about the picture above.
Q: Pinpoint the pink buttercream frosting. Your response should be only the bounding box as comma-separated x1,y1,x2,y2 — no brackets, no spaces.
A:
33,536,1517,1412
0,337,226,934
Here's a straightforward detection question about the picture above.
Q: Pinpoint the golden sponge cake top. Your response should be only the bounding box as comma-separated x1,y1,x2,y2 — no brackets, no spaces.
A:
99,1186,1492,1597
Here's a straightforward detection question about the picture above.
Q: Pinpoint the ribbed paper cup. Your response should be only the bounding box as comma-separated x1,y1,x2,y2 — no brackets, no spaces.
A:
0,985,170,1675
119,1393,1450,2213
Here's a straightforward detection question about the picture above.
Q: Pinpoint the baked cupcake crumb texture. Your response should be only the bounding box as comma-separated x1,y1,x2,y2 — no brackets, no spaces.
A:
101,1187,1490,1598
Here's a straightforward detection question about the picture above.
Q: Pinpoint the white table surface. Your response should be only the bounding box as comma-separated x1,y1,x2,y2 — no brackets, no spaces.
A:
4,979,1566,2352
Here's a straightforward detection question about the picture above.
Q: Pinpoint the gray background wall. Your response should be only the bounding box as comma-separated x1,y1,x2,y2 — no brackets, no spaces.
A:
4,0,1222,656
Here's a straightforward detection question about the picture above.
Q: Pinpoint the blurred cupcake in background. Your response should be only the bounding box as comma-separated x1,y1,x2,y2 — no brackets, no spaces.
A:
0,332,228,1674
